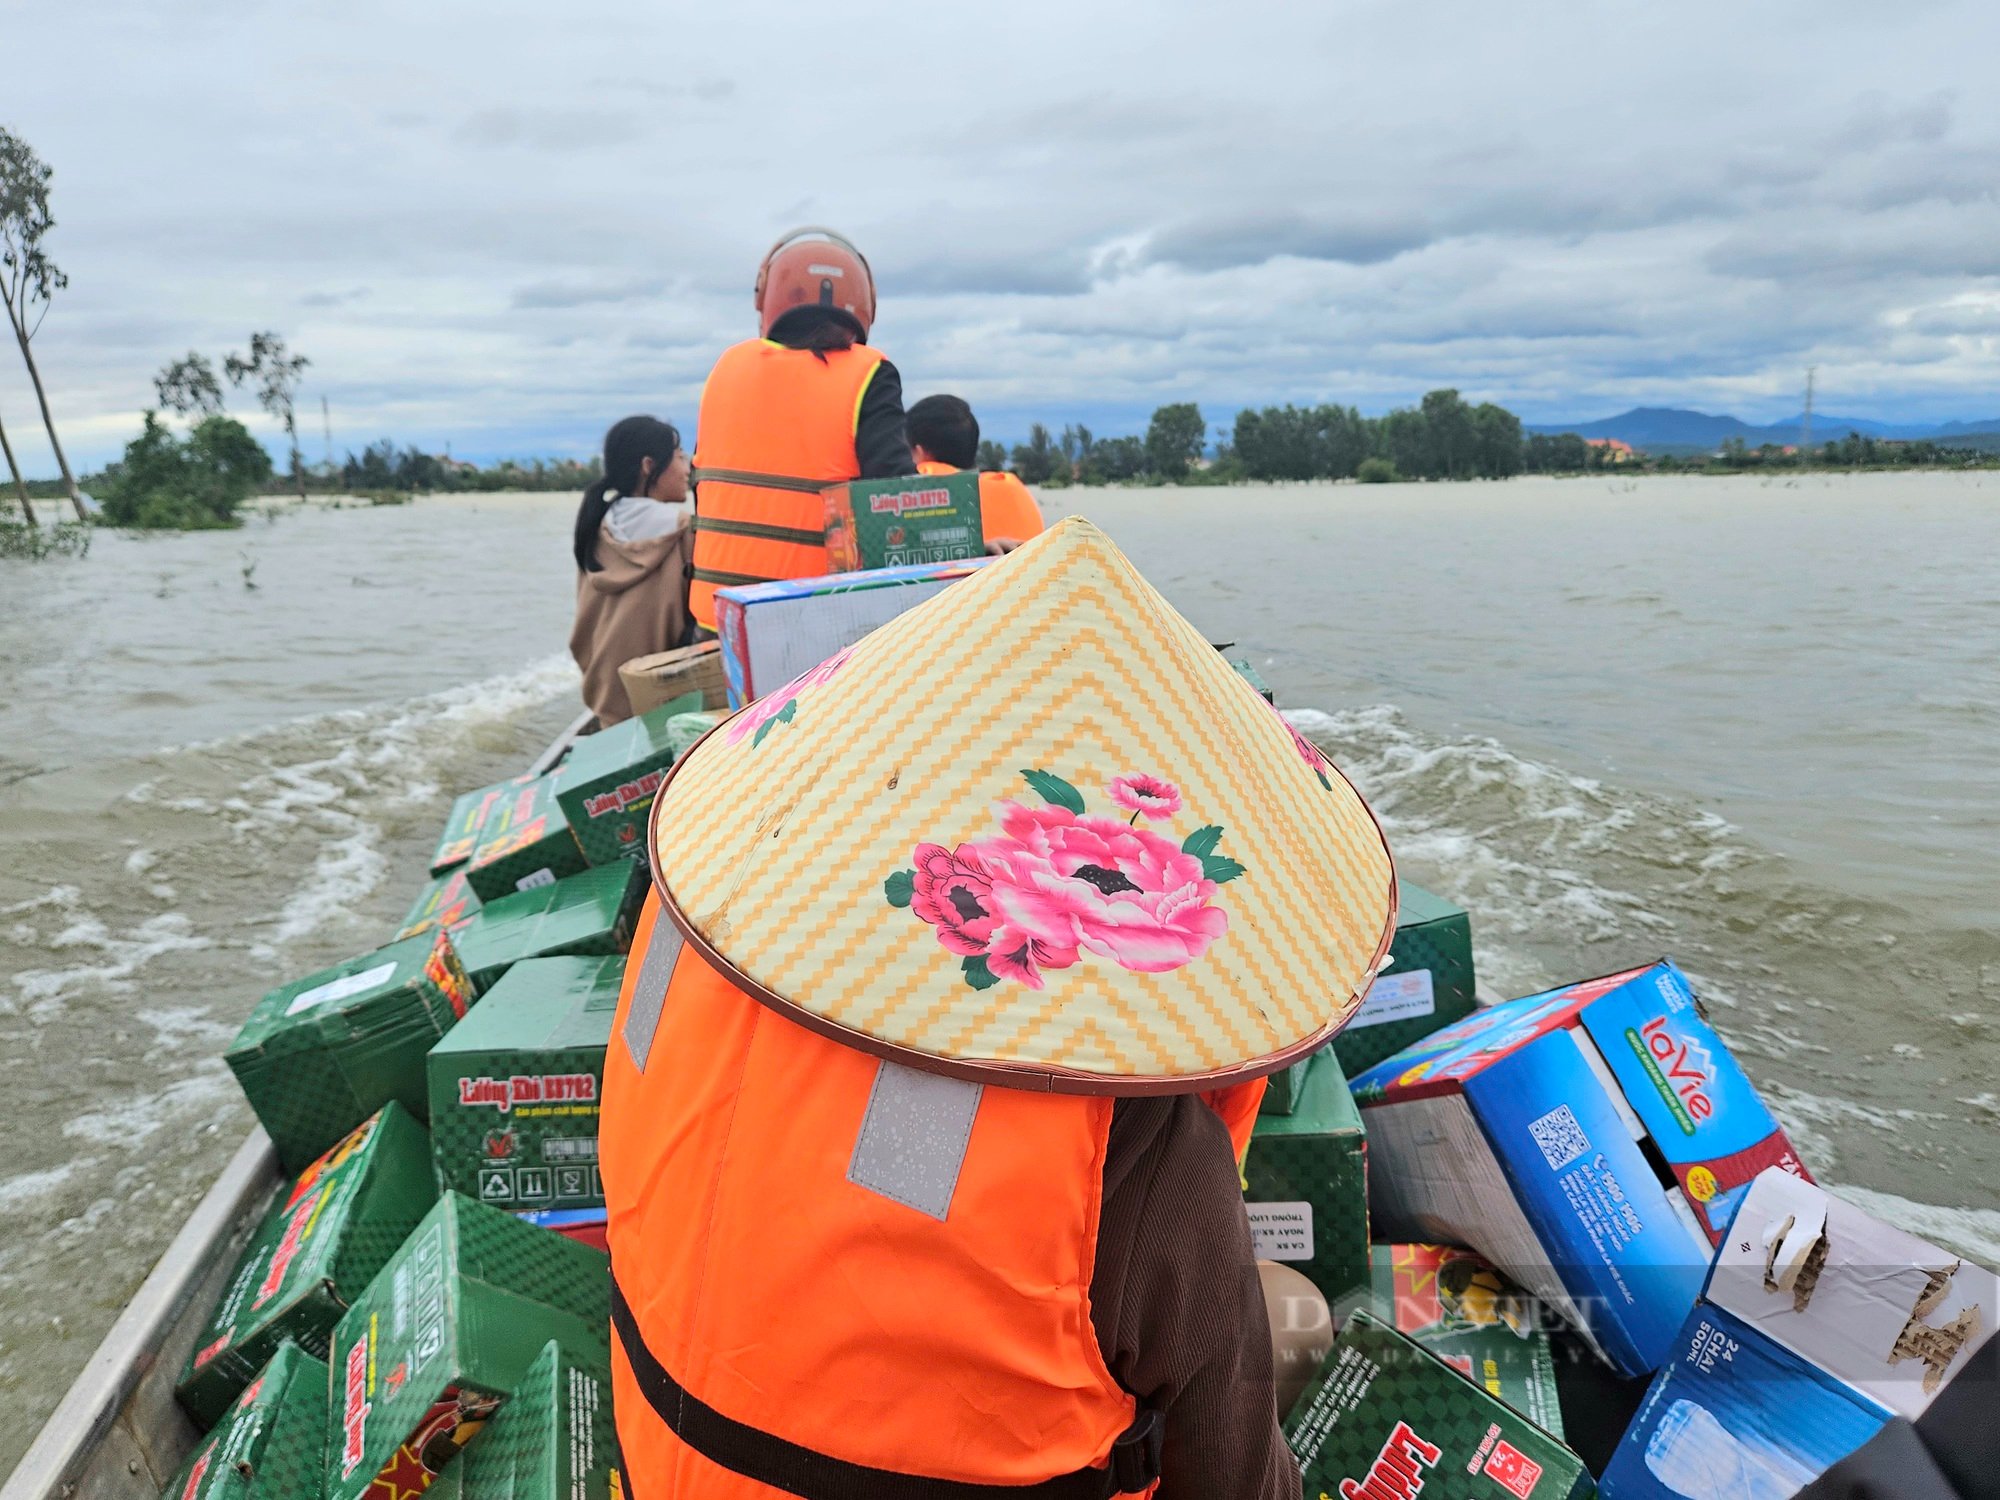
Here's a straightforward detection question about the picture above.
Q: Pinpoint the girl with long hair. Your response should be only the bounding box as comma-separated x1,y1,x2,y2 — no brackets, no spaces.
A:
568,415,694,725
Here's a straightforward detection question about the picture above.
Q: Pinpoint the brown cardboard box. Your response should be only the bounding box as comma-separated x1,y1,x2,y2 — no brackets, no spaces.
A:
618,641,730,720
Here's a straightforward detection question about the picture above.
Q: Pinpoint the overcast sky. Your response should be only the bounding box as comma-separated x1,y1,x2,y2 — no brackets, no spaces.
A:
6,0,2000,469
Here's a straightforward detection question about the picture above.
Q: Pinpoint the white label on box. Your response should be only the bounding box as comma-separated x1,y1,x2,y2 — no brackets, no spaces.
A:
1349,969,1435,1030
514,867,556,892
287,961,397,1015
1246,1201,1314,1261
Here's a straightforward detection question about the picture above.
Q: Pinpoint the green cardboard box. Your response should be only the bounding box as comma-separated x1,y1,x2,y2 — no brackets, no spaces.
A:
462,774,589,904
329,1193,611,1500
396,867,481,943
427,1341,619,1500
164,1342,330,1500
450,861,647,994
1364,1244,1563,1437
554,701,696,866
1245,1049,1370,1313
427,955,622,1213
177,1103,437,1427
226,933,476,1173
1259,1053,1313,1116
1286,1312,1593,1500
1330,880,1477,1080
432,775,534,876
821,470,984,572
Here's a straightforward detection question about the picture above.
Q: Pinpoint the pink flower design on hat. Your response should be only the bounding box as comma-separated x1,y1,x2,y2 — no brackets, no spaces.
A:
1268,701,1336,791
1106,774,1183,822
725,645,856,748
885,771,1243,991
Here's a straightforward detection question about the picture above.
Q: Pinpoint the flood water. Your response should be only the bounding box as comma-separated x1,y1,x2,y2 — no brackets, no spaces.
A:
2,474,1996,1467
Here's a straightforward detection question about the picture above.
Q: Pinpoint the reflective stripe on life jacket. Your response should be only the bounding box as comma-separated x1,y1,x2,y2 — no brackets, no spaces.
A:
600,891,1159,1498
688,339,886,627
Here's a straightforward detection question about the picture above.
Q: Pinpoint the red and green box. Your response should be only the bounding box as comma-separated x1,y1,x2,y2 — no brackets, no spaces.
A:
553,701,696,866
176,1103,437,1427
1245,1049,1370,1315
163,1341,330,1500
396,867,481,943
1286,1312,1592,1500
226,932,475,1174
822,470,983,572
328,1192,611,1500
427,955,623,1215
431,775,534,876
462,774,588,904
449,861,646,995
427,1340,619,1500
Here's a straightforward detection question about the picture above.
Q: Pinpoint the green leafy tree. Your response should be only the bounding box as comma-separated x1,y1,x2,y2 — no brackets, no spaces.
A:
975,439,1008,472
1010,423,1062,484
1471,402,1523,478
1523,431,1591,472
0,126,85,520
1357,456,1399,483
100,412,273,528
1144,403,1205,479
226,331,310,501
155,352,225,421
1092,435,1147,481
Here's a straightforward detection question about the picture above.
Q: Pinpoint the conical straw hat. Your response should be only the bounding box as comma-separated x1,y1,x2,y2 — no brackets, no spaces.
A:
647,516,1395,1093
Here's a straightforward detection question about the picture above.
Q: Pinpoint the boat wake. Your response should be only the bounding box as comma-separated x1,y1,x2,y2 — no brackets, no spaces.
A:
1288,704,1999,1268
0,654,581,1463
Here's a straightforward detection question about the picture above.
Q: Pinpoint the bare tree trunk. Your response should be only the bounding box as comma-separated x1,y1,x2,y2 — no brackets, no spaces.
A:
289,418,306,502
7,319,85,522
0,404,34,525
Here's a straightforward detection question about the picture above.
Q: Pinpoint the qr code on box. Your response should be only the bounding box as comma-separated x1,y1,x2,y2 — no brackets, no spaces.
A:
1528,1103,1590,1170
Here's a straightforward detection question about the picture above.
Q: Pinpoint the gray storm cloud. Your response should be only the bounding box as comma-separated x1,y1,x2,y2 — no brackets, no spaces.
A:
4,0,2000,467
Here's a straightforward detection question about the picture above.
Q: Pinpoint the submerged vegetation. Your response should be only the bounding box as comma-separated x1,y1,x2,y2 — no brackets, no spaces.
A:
98,412,272,528
0,516,88,558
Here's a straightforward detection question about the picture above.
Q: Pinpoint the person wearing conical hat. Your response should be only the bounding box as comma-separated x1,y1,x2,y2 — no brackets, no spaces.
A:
600,517,1396,1497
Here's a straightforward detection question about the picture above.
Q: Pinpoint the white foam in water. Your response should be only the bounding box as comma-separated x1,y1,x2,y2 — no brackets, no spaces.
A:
1285,700,1999,1271
260,653,578,943
185,652,580,945
1828,1184,2000,1271
6,655,579,1029
7,900,210,1018
61,1067,236,1149
0,1161,89,1211
1283,703,1689,993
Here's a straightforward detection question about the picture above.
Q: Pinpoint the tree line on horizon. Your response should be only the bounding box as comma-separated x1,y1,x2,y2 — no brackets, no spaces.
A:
989,390,1617,486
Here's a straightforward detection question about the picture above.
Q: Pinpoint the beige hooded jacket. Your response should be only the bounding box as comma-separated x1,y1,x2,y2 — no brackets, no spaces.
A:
569,511,694,726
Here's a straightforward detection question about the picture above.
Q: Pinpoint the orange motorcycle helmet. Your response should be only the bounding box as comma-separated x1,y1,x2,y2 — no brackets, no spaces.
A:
754,226,877,339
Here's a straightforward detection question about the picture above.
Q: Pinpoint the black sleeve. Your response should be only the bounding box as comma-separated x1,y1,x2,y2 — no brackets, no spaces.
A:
855,358,917,478
1092,1096,1302,1500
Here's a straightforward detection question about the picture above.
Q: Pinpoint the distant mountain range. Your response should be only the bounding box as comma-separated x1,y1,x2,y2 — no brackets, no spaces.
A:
1526,407,2000,453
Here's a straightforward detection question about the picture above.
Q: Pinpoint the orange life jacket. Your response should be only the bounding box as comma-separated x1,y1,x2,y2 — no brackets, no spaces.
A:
688,339,887,628
915,459,1047,548
600,891,1167,1498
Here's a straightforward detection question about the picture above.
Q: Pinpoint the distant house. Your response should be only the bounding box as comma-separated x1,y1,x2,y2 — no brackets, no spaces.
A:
1584,437,1637,463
